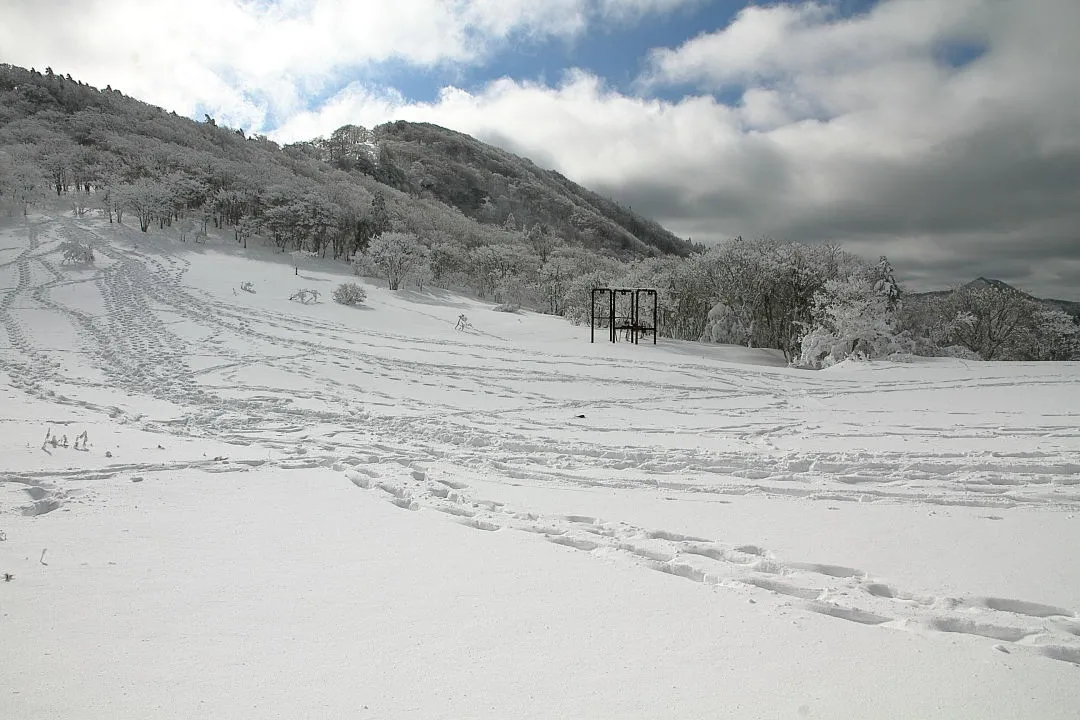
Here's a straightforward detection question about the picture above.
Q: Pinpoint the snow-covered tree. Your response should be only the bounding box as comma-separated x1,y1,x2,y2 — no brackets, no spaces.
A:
428,239,470,286
234,215,258,249
1028,307,1080,361
563,268,616,325
117,179,170,232
701,302,751,346
411,257,434,292
96,178,121,223
178,216,195,242
536,250,582,315
798,274,902,368
0,153,47,216
367,231,428,290
945,282,1034,360
468,243,531,299
867,255,902,311
526,223,559,264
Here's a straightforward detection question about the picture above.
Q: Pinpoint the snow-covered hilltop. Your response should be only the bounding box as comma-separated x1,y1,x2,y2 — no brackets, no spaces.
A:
2,205,1080,718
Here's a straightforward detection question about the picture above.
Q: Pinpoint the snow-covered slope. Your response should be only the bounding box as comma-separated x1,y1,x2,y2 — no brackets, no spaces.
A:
2,206,1079,719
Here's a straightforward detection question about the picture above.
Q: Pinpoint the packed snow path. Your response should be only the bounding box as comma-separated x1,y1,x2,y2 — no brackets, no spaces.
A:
2,208,1080,718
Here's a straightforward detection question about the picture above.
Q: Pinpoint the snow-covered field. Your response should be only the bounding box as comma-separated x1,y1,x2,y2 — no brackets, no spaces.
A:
2,207,1079,719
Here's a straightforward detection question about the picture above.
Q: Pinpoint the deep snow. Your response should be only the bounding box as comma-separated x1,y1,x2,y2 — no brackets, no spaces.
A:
2,206,1079,719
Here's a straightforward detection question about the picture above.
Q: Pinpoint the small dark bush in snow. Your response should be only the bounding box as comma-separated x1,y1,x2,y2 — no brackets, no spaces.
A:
333,283,367,306
493,303,520,313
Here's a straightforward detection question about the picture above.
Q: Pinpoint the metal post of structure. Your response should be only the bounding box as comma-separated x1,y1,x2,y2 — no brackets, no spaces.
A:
643,289,657,344
609,289,616,343
590,288,596,343
652,289,657,344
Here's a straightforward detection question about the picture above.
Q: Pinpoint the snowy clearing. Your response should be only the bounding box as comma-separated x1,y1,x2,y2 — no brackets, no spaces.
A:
2,207,1079,719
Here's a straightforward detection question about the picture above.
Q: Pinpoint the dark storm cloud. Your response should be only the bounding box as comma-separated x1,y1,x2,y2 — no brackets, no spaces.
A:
584,0,1080,299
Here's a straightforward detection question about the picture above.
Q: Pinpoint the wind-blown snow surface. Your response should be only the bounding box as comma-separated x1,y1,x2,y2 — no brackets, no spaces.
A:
2,207,1079,719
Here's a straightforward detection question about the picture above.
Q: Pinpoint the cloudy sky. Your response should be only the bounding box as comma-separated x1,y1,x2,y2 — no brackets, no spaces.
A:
3,0,1079,298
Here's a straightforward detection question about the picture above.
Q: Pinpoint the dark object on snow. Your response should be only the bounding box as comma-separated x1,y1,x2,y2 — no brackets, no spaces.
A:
575,414,586,419
3,573,13,582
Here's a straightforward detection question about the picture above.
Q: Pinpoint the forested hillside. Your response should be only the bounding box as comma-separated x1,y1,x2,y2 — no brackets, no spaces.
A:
1,62,1076,364
369,121,692,257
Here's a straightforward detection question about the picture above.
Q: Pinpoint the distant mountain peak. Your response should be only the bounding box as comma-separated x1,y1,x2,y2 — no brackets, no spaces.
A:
963,277,1036,299
913,277,1080,320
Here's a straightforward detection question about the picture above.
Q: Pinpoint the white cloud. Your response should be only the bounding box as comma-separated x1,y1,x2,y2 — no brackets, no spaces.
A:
641,0,987,90
268,0,1080,297
0,0,702,132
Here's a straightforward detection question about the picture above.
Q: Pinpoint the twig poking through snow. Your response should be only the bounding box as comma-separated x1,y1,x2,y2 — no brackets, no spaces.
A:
39,549,48,566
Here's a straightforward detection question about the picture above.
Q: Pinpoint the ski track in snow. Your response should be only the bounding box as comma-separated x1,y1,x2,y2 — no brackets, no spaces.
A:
3,212,1080,668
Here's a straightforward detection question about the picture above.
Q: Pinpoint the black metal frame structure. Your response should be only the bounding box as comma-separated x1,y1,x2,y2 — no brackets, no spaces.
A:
590,288,658,344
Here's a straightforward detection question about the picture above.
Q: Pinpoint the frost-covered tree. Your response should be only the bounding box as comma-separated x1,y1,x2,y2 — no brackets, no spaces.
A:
945,282,1034,360
411,257,434,292
525,223,559,265
429,239,471,286
691,237,861,356
324,124,373,170
702,237,775,346
234,215,258,249
355,191,392,255
797,274,902,368
0,152,47,216
1027,307,1080,361
117,179,169,232
536,250,581,315
178,216,195,242
257,182,335,254
468,243,531,299
701,303,749,345
563,268,618,325
367,231,428,290
868,255,902,311
96,178,121,224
